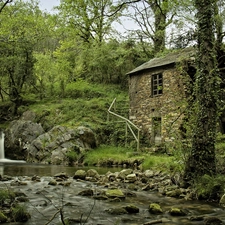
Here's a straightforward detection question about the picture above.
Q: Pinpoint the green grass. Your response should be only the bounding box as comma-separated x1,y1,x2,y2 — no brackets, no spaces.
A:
83,145,178,173
84,145,144,166
25,80,128,130
141,154,181,171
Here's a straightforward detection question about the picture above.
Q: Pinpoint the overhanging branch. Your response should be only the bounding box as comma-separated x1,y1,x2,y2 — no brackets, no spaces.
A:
0,0,12,14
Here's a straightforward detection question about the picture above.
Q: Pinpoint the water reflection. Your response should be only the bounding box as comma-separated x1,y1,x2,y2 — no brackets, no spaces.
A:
0,163,121,177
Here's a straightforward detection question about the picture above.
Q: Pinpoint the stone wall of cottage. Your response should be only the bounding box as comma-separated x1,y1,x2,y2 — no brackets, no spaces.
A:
129,65,187,144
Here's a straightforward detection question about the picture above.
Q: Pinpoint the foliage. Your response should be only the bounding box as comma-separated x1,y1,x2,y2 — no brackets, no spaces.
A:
183,0,219,182
0,211,7,222
57,0,119,43
66,150,78,165
0,188,15,206
0,1,55,115
12,204,30,222
194,174,225,201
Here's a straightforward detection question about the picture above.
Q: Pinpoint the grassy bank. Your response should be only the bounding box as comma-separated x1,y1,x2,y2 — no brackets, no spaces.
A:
83,145,180,173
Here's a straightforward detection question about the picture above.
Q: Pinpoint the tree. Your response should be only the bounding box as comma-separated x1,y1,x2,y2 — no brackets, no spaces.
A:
57,0,119,43
0,0,12,13
118,0,178,56
183,0,219,182
0,1,46,115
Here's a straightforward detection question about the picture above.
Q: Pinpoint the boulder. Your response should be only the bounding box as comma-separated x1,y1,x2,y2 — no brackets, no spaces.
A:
86,169,100,179
54,172,69,179
26,125,97,164
73,170,86,180
169,207,186,216
118,169,133,179
149,203,163,214
4,120,44,160
106,207,127,215
126,174,137,183
4,114,97,164
105,189,125,200
123,204,139,214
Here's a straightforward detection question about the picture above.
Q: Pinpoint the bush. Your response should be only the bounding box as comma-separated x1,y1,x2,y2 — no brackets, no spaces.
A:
66,150,78,165
194,174,225,201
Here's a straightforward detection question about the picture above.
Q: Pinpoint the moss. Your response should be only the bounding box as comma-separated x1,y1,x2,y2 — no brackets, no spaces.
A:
169,207,186,216
149,203,163,214
105,189,125,199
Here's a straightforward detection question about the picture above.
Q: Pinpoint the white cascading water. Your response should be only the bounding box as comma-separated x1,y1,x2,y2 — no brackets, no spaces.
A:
0,131,25,163
0,131,5,160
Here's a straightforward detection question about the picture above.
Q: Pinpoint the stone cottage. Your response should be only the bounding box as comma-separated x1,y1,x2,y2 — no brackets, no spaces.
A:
127,48,197,145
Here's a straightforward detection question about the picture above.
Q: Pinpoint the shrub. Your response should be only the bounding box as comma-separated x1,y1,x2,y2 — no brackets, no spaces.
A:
194,174,225,201
12,204,30,222
0,189,15,206
66,150,78,165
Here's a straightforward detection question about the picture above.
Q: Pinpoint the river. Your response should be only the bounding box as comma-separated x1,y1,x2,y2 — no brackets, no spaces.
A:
0,163,224,225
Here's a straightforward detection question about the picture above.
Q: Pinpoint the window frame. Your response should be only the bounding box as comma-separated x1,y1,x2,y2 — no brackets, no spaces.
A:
151,73,163,97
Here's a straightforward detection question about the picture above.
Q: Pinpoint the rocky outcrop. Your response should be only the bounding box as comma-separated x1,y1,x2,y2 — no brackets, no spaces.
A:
26,125,96,164
4,120,44,159
4,111,97,164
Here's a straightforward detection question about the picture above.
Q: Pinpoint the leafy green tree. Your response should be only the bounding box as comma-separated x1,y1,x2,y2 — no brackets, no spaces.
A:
0,1,47,115
57,0,119,43
183,0,219,182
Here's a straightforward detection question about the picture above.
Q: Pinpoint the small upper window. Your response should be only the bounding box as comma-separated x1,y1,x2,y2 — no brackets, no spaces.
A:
152,73,163,97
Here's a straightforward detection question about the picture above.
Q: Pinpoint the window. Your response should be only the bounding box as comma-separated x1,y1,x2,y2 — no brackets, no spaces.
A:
152,73,163,96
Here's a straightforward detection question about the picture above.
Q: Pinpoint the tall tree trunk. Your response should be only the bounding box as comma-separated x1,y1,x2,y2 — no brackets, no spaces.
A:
183,0,219,183
152,0,166,54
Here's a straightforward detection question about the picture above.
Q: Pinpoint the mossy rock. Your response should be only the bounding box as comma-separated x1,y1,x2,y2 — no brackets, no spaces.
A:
166,189,182,197
169,207,186,216
105,189,125,199
149,203,163,214
73,170,86,180
106,207,127,215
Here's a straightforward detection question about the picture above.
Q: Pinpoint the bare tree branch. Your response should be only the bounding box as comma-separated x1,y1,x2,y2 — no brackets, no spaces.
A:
0,0,12,14
106,0,141,17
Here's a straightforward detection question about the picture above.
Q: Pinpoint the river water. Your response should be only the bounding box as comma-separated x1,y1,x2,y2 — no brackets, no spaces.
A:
0,163,224,225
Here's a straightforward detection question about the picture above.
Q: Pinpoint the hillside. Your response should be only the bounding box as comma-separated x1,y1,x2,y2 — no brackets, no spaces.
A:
0,80,130,147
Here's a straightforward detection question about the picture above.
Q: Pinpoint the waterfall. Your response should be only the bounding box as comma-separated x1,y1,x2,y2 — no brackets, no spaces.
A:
0,131,25,164
0,132,5,160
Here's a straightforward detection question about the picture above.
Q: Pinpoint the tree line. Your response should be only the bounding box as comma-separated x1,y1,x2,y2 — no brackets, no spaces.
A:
0,0,225,184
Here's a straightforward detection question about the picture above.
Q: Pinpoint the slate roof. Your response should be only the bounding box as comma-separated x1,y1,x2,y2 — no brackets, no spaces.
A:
127,47,196,75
